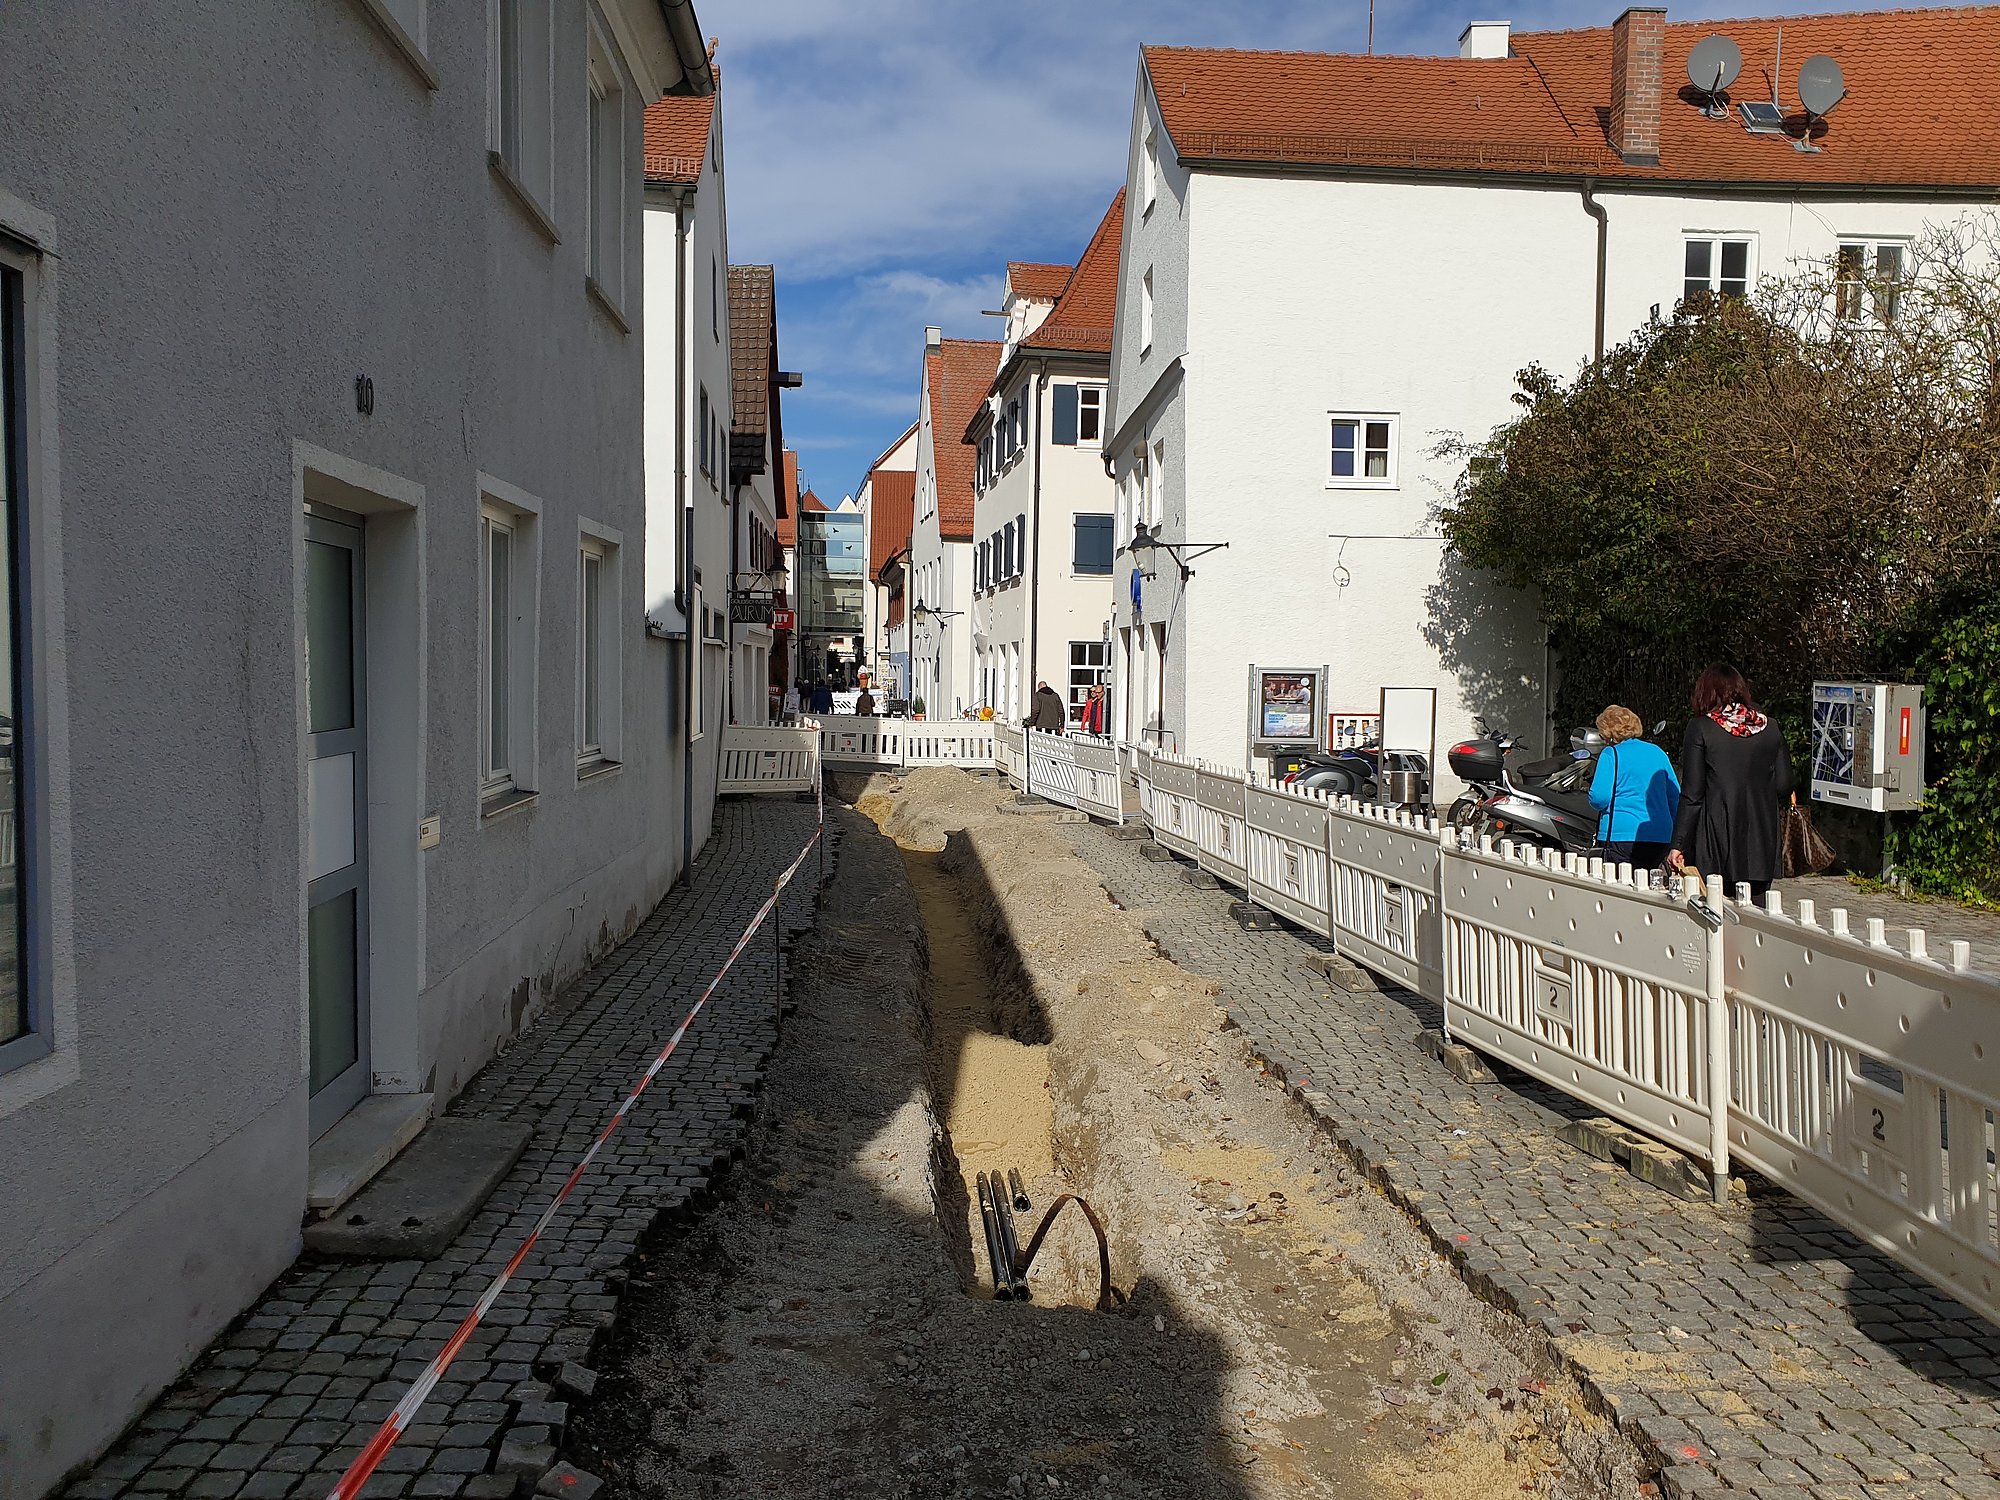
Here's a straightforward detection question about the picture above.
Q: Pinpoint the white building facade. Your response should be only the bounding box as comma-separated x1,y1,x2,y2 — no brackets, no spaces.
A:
970,205,1124,724
1108,8,1997,782
858,422,917,691
905,331,999,717
0,2,715,1491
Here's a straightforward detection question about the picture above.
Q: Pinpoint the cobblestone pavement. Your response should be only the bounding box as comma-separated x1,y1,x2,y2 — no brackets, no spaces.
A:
59,800,831,1500
1776,877,2000,979
1061,824,2000,1500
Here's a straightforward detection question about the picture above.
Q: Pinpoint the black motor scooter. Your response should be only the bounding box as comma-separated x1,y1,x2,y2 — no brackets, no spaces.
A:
1446,721,1602,854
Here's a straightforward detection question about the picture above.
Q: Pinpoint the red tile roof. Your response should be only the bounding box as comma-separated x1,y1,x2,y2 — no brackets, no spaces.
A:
866,470,917,579
1145,8,2000,187
1008,262,1072,300
1024,189,1126,354
801,488,828,513
927,339,1003,542
777,450,799,548
644,91,715,184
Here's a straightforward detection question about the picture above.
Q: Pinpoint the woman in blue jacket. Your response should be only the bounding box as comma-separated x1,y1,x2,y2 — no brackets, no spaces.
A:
1589,705,1680,869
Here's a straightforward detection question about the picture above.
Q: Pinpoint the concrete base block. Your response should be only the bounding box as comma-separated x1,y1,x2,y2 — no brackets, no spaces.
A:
1414,1029,1498,1084
1107,823,1150,841
1182,868,1221,889
1626,1140,1709,1201
1555,1115,1707,1200
1230,902,1282,931
1308,953,1376,992
304,1117,529,1258
1138,842,1177,862
1052,810,1089,824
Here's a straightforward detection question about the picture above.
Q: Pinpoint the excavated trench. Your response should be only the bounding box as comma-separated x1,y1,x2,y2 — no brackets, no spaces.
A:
573,772,1657,1498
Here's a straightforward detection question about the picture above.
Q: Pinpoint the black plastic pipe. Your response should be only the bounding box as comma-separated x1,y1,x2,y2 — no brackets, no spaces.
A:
1008,1169,1030,1213
976,1174,1012,1300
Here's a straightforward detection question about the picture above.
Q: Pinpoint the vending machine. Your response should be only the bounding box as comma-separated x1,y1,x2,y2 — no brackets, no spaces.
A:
1809,681,1925,812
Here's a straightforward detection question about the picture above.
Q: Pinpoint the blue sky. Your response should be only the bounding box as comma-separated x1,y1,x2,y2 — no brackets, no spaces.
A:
711,0,1920,501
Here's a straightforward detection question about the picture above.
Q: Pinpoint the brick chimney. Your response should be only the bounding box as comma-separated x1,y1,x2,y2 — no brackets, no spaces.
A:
1608,7,1667,166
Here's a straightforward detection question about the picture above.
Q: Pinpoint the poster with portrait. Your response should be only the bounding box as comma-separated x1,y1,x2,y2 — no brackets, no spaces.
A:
1257,670,1319,741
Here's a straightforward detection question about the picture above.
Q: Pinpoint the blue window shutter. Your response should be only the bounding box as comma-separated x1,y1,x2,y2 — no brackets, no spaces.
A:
1074,514,1113,573
1052,384,1078,445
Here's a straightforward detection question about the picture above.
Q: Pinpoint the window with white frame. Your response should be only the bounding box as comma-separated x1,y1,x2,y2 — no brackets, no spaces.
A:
480,496,539,800
1837,240,1906,325
1329,415,1396,487
1069,640,1109,721
0,246,36,1061
1683,236,1751,302
1129,445,1151,531
577,529,622,767
1140,268,1154,354
1143,119,1159,213
585,28,626,308
1078,385,1103,445
492,0,555,219
1149,441,1165,524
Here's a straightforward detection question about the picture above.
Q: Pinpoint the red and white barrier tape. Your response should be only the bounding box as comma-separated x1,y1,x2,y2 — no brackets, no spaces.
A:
326,802,824,1500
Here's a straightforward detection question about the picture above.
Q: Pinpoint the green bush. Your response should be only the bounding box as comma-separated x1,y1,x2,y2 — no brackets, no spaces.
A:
1886,590,2000,903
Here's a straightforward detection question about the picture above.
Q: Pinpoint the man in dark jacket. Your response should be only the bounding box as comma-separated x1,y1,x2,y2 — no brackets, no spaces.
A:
1027,680,1067,733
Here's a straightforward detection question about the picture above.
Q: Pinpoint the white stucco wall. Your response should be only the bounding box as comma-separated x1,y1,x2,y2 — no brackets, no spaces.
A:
907,357,975,716
1105,61,1987,782
0,5,708,1491
972,363,1116,723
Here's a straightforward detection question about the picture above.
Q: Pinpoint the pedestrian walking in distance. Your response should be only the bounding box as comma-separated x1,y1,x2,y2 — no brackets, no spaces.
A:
810,679,834,715
1666,665,1795,903
855,685,876,716
1588,704,1679,870
1028,679,1067,733
1081,682,1107,735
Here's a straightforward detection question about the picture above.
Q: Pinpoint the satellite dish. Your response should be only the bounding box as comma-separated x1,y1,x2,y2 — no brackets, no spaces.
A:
1797,55,1846,117
1687,35,1743,118
1794,54,1846,152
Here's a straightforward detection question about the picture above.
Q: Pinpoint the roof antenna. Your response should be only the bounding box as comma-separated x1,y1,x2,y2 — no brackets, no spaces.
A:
1367,0,1375,54
1770,25,1782,107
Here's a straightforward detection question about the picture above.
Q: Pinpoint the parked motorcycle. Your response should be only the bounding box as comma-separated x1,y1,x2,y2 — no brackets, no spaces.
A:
1446,720,1602,854
1447,718,1668,856
1283,744,1431,807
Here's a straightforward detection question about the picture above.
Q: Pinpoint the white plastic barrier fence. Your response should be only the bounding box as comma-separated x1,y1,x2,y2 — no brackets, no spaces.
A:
818,716,995,770
1328,800,1443,997
1441,840,1727,1189
1244,778,1334,938
1148,751,1202,861
995,723,1025,788
718,724,821,793
1723,894,1999,1326
1025,727,1080,809
780,714,2000,1323
1072,735,1125,826
1195,763,1249,890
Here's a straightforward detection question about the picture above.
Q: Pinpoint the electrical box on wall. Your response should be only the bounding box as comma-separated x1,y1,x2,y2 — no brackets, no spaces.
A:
1810,681,1925,812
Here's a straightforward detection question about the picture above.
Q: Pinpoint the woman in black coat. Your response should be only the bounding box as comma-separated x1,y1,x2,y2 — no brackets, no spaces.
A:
1666,665,1796,902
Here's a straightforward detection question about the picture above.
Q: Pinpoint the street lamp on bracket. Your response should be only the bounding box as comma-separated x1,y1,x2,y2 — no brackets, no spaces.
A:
1121,521,1229,582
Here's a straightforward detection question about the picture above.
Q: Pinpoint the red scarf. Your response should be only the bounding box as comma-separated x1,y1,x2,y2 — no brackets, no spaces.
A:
1709,703,1768,737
